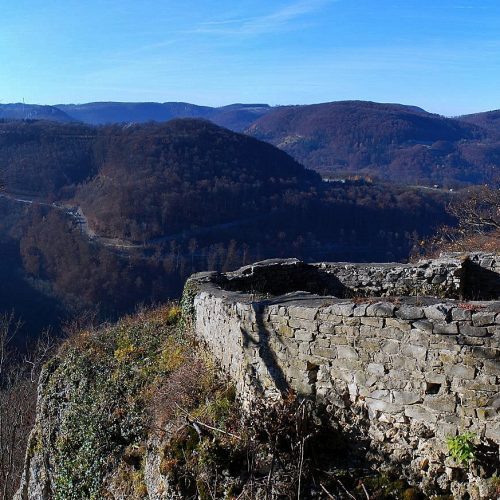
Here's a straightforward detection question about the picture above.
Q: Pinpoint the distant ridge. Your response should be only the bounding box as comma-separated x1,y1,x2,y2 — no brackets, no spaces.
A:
246,100,498,187
1,99,498,187
56,101,271,131
458,109,500,135
0,103,73,122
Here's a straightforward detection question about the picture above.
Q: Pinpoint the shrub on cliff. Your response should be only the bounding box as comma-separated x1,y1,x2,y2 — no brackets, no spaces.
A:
19,303,225,499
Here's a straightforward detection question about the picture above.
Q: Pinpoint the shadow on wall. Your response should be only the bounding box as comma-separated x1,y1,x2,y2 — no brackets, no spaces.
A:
239,303,291,396
223,260,349,297
461,260,500,300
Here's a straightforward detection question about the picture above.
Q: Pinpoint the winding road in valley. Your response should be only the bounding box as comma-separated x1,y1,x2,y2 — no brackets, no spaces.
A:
0,192,143,250
0,191,263,253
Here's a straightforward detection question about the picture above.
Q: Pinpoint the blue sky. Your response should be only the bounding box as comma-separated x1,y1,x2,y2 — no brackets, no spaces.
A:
0,0,499,115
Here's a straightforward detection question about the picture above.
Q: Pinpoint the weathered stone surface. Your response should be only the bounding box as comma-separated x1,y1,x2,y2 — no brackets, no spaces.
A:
392,391,422,405
433,322,459,335
361,316,384,327
413,320,434,333
444,364,476,380
472,312,496,326
404,405,438,423
424,304,451,321
397,306,425,320
183,255,500,500
401,344,427,361
459,324,490,337
366,302,396,317
451,308,471,321
336,345,358,360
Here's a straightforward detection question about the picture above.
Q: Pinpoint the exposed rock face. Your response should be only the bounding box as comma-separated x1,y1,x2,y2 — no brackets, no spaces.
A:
187,253,500,498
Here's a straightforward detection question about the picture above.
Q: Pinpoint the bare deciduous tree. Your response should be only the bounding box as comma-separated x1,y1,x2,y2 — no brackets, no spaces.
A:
0,314,55,500
447,185,500,234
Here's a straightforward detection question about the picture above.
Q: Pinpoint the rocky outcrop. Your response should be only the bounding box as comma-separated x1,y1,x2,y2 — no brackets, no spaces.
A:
15,253,500,499
187,254,500,498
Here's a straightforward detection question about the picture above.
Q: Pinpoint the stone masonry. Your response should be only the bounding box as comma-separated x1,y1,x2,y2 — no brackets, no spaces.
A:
186,253,500,498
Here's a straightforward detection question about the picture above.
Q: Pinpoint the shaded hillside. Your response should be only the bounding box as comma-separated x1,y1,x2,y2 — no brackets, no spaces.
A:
0,120,98,198
0,104,73,122
246,100,498,187
458,109,500,136
57,102,271,131
0,119,452,342
75,119,318,240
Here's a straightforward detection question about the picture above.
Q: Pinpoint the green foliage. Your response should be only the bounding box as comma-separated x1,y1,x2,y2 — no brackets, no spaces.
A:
40,304,188,499
447,432,476,465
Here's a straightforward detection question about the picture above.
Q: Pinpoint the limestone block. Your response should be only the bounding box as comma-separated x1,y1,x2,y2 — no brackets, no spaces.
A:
424,304,451,321
393,356,417,370
485,423,500,441
318,323,336,334
401,344,427,361
357,339,382,353
369,389,390,401
365,398,404,414
378,327,404,340
288,305,318,320
381,339,400,354
343,317,361,326
294,329,315,342
396,305,425,320
353,304,368,316
423,395,457,413
472,312,496,326
392,391,422,405
425,372,446,385
333,358,363,371
336,345,359,360
360,317,384,328
481,359,500,375
367,363,385,376
310,346,337,359
385,318,412,331
366,302,396,317
288,318,316,330
408,330,431,347
459,324,490,337
413,320,434,333
329,336,349,345
444,364,476,380
330,303,355,316
451,308,471,321
404,405,438,423
433,322,459,335
334,325,359,336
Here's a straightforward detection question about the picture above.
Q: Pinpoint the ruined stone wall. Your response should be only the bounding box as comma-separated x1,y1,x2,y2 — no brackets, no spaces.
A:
214,252,499,300
187,254,500,497
319,251,499,299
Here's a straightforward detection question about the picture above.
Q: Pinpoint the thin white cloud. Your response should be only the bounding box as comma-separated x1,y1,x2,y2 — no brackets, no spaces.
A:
188,0,336,36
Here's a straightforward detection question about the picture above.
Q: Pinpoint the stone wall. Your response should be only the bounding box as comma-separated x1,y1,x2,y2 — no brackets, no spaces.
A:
210,252,499,300
186,254,500,498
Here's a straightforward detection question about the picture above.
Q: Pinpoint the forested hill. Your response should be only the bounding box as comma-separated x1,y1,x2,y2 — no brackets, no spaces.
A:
0,118,452,341
75,119,319,240
56,102,272,131
246,101,499,187
0,103,73,122
458,109,500,135
2,100,499,188
0,102,271,132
